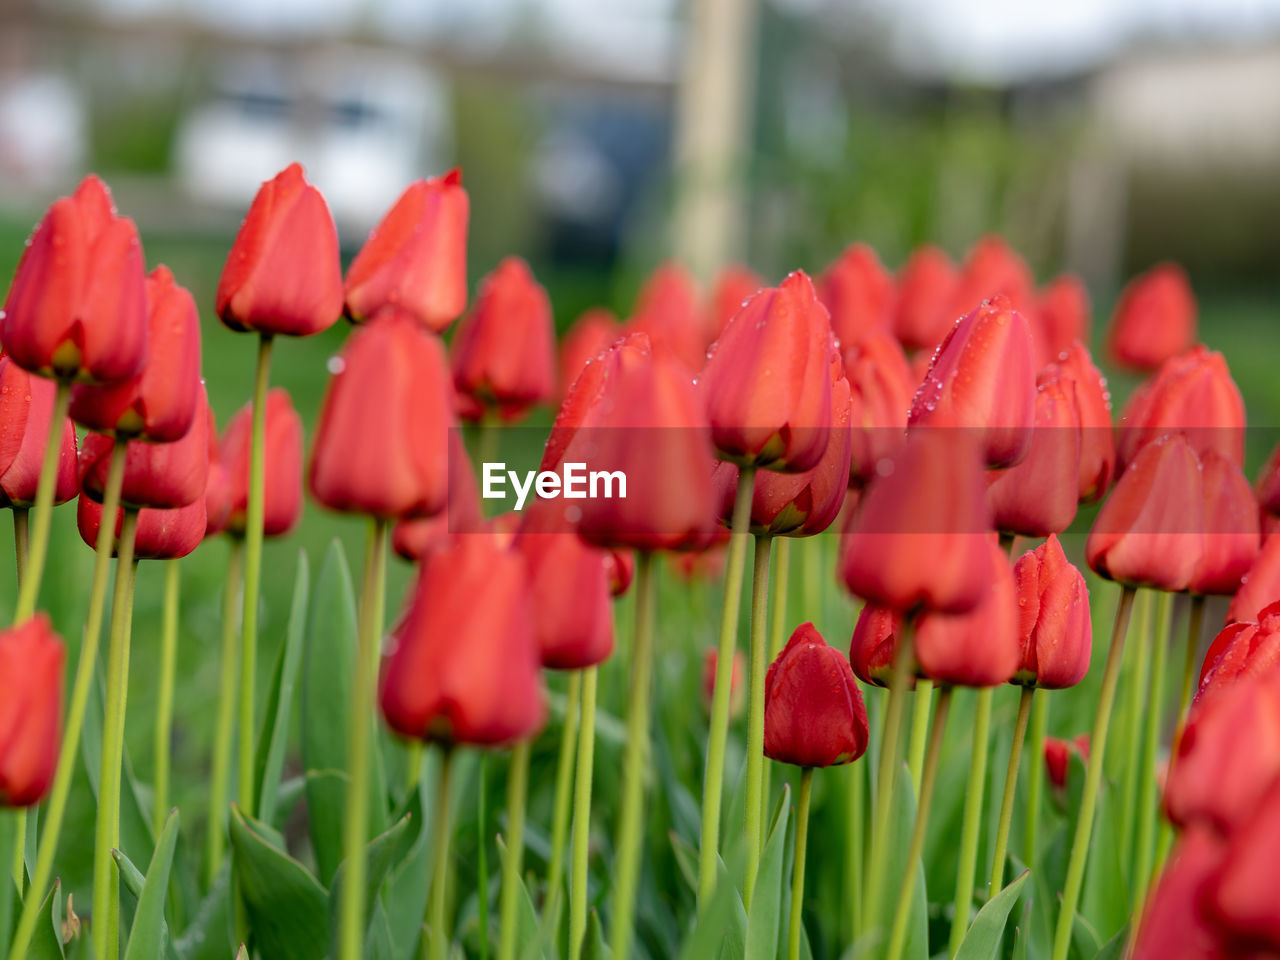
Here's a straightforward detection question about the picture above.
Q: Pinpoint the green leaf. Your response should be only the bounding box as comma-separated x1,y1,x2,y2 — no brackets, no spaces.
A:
172,863,233,960
1094,926,1129,960
1,812,15,960
81,671,156,870
112,848,180,960
327,813,413,956
580,909,610,960
228,805,328,960
28,879,64,960
954,870,1030,960
669,830,699,895
678,852,746,960
235,947,248,960
745,784,790,960
123,808,181,960
255,552,310,827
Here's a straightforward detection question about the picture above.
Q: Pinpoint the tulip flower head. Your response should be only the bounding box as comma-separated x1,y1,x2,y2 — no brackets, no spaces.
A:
1227,534,1280,625
706,264,765,344
0,356,79,509
1044,734,1090,794
816,243,894,349
1189,450,1259,596
0,614,65,807
943,236,1037,329
1205,775,1280,951
891,245,957,353
1132,827,1231,960
844,331,915,487
391,430,483,562
1196,602,1280,707
702,647,746,718
219,388,304,538
1012,535,1092,689
621,263,704,372
557,308,618,403
1107,262,1197,373
78,495,206,560
1041,342,1114,502
1033,274,1090,368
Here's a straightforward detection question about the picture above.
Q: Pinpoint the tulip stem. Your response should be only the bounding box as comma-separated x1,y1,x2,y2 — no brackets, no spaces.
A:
1051,585,1136,960
743,534,772,910
1118,590,1152,865
788,767,815,960
154,559,180,838
864,618,915,940
338,516,389,960
12,508,29,585
761,536,791,812
569,665,598,960
498,740,532,960
907,679,934,789
207,539,243,889
1023,689,1048,867
9,510,27,893
428,747,455,960
886,686,952,960
238,332,274,816
1134,590,1171,910
8,439,126,960
990,685,1034,894
477,754,490,960
949,686,993,956
697,467,755,906
93,510,139,960
12,381,69,625
8,813,22,894
845,747,866,943
609,550,657,960
544,671,581,932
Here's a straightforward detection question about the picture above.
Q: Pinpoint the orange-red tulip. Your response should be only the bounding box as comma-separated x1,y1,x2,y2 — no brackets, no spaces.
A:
1206,776,1280,950
816,244,894,349
1228,535,1280,625
702,647,746,718
0,614,64,807
0,357,79,509
1132,827,1232,960
391,430,483,563
1033,274,1090,368
219,388,303,538
78,495,205,560
844,332,915,487
1041,342,1114,502
1257,441,1280,516
1012,535,1092,688
891,245,957,352
943,236,1036,327
558,308,618,403
1189,450,1260,596
1044,734,1090,793
622,263,703,372
706,264,764,344
1197,603,1280,708
1107,262,1196,373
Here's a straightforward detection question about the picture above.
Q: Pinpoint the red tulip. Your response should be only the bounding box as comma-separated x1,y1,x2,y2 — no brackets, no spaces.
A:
1,175,147,384
204,462,232,540
1086,434,1204,592
1257,441,1280,516
1228,535,1280,624
344,169,469,331
218,388,304,538
1012,534,1092,688
605,549,634,596
706,264,765,344
986,374,1082,536
1132,827,1233,960
391,430,483,562
1197,603,1280,708
0,614,64,807
816,244,894,349
379,534,546,746
215,163,343,338
909,295,1037,468
943,236,1037,328
310,308,455,519
1041,342,1114,502
1206,776,1280,950
702,647,746,718
844,332,915,487
1189,450,1260,596
77,495,205,560
1044,735,1090,793
764,622,869,768
622,263,703,372
1032,274,1090,368
1107,262,1196,372
0,357,79,508
891,245,957,353
701,270,834,472
849,604,904,687
558,308,618,402
69,265,201,442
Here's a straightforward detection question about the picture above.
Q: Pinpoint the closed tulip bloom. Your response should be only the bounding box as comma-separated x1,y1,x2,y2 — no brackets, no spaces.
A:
451,257,555,418
380,535,546,746
701,270,834,472
764,622,870,767
78,495,205,560
1044,735,1090,793
1256,442,1280,516
219,388,304,538
1086,434,1205,592
0,614,64,807
909,295,1037,468
605,549,634,596
1189,450,1260,596
557,308,618,402
69,264,201,442
1196,604,1280,707
0,357,79,508
1108,262,1196,372
1,175,147,384
1033,274,1091,368
891,245,957,352
1132,828,1233,960
344,169,469,331
215,163,343,338
841,424,993,614
391,430,483,562
622,263,704,372
1228,535,1280,624
986,374,1082,536
944,236,1037,328
702,648,746,718
1042,342,1115,502
310,308,455,519
844,332,915,486
706,264,765,343
816,244,894,349
204,462,232,539
1012,535,1092,688
1206,776,1280,950
850,603,905,687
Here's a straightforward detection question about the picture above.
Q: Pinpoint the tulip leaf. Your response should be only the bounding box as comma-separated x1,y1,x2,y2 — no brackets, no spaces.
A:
1080,771,1128,942
868,764,928,960
112,848,180,960
669,830,699,894
326,812,413,956
123,808,181,960
953,869,1030,960
172,862,233,960
28,878,64,960
580,909,610,960
235,947,248,960
745,784,790,960
228,805,329,960
255,551,310,827
677,851,746,960
1094,925,1129,960
1,811,15,960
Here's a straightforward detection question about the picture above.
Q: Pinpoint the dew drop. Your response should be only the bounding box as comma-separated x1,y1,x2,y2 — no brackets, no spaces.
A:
326,356,345,375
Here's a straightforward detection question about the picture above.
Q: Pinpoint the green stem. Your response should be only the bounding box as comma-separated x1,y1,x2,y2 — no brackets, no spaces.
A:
990,686,1034,893
13,508,29,585
788,768,815,960
761,537,791,812
10,508,26,890
477,410,500,471
404,743,424,801
154,559,180,837
609,551,657,960
9,439,126,960
206,540,243,889
9,812,22,894
338,517,389,960
93,510,138,960
1051,585,1136,960
907,679,934,789
846,752,865,943
886,687,952,960
544,671,581,929
949,686,993,956
1023,689,1048,867
428,748,455,960
696,468,754,905
801,532,818,623
1118,590,1152,864
12,381,70,624
238,333,274,815
1133,590,1172,909
477,754,489,960
569,666,598,960
743,534,772,910
498,741,532,960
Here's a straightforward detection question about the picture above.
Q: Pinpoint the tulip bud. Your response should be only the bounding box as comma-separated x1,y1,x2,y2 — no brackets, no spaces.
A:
380,535,546,746
77,495,206,560
1132,827,1231,960
310,308,455,519
764,623,869,768
69,265,201,442
1,175,148,384
891,245,957,353
605,549,634,597
1257,441,1280,516
986,375,1082,537
1012,535,1092,688
849,604,907,688
1206,776,1280,950
944,236,1037,329
1044,734,1089,793
558,308,618,403
0,614,64,807
844,332,915,487
909,295,1037,468
1086,434,1204,592
204,462,232,540
1196,603,1280,707
1041,342,1114,502
706,265,764,344
1227,535,1280,624
219,388,304,538
1188,450,1259,596
215,163,343,338
344,169,469,331
1107,262,1196,373
1033,274,1090,368
451,257,555,420
391,430,483,563
816,244,894,349
0,357,79,508
702,647,746,718
622,263,703,372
